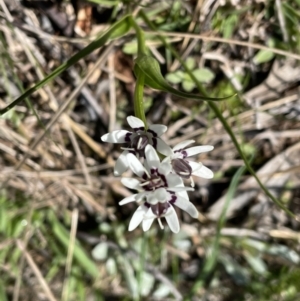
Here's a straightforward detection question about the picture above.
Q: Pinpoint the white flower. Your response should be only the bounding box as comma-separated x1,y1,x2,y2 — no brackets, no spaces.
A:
163,140,214,187
101,116,172,176
119,145,198,233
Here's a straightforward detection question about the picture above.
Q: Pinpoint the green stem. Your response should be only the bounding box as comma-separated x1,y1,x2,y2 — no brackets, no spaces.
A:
130,16,147,55
130,16,148,127
139,9,294,218
134,71,147,128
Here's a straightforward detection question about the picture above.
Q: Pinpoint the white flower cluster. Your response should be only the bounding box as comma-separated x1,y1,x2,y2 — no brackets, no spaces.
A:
101,116,214,233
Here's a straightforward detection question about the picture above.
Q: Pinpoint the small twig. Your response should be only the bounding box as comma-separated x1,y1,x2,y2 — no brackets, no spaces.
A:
16,240,58,301
65,124,92,187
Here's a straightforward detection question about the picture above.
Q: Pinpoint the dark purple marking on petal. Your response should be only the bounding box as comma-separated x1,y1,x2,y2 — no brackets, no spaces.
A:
125,132,132,142
151,202,170,216
147,129,157,137
134,127,145,132
181,150,188,158
150,168,157,175
169,194,177,204
142,168,168,191
152,137,157,149
160,173,167,187
144,202,151,208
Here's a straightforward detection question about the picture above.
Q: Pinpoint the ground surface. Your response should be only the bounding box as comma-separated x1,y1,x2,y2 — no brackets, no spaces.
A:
0,0,300,300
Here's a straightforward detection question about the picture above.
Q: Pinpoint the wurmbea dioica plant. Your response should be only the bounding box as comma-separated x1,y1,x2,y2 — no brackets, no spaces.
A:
100,18,226,233
0,14,292,232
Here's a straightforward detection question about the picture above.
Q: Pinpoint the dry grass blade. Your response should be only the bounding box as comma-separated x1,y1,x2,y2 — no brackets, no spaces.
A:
61,208,79,301
152,31,300,61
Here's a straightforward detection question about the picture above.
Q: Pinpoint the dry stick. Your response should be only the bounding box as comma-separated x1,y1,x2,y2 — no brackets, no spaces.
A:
16,240,58,301
61,208,79,301
5,43,115,178
147,31,300,61
269,229,300,240
67,117,109,159
65,124,93,187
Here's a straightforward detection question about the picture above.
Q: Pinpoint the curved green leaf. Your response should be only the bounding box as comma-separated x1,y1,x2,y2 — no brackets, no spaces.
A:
0,15,131,115
134,55,234,101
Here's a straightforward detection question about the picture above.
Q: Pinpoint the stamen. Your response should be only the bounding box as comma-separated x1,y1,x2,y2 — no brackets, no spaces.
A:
158,218,164,229
179,171,190,176
137,137,143,150
140,181,150,187
121,147,135,151
152,178,161,184
143,168,150,179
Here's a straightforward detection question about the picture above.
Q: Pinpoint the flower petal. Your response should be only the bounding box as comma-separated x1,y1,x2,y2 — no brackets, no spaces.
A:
127,116,145,130
154,188,168,203
128,205,148,231
189,162,214,179
142,208,156,231
185,145,214,157
148,124,167,136
174,196,198,218
165,206,180,233
176,190,189,200
114,151,129,176
173,140,195,152
166,173,184,188
127,153,145,177
145,145,160,168
156,138,173,156
119,194,138,205
189,161,203,172
101,130,131,143
158,161,172,175
121,177,141,190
